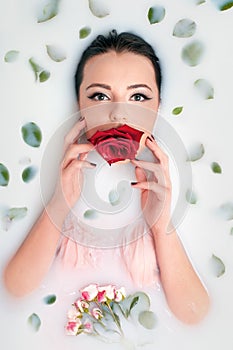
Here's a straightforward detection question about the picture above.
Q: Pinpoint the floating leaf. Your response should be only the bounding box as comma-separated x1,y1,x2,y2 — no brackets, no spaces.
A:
194,79,214,99
79,27,91,39
211,254,225,277
46,45,66,62
218,202,233,220
210,0,233,11
173,19,196,38
196,0,206,4
39,70,50,83
29,58,50,82
181,41,204,66
138,311,157,329
186,189,197,204
37,0,60,23
148,6,165,24
43,294,56,305
4,50,19,63
83,209,98,219
211,162,222,174
29,57,43,80
108,189,120,206
7,207,28,221
187,143,205,161
88,0,109,17
22,166,37,182
172,106,183,115
0,163,10,186
124,292,150,319
27,313,41,332
21,122,42,148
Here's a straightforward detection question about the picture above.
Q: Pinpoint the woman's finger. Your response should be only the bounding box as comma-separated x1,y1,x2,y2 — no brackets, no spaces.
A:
63,119,86,151
145,136,169,165
131,159,165,184
62,143,94,169
63,159,96,173
131,180,167,200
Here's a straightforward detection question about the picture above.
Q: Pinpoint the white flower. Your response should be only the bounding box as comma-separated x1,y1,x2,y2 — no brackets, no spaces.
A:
98,284,116,301
115,287,126,302
75,298,89,313
80,284,98,301
65,319,82,335
67,308,80,321
92,307,103,320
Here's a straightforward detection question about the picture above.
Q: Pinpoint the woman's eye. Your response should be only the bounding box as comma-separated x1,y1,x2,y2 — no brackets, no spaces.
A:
88,93,109,101
131,94,151,102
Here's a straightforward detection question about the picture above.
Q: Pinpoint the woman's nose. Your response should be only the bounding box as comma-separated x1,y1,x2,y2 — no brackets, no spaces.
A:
109,103,128,123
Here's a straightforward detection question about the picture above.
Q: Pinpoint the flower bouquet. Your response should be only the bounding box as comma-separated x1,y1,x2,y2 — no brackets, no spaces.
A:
65,283,157,346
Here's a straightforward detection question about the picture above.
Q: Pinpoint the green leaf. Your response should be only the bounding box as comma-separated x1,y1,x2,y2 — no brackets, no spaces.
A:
7,207,28,220
186,189,197,204
37,0,60,23
108,189,120,206
21,122,42,148
0,163,10,186
196,0,206,4
194,79,214,99
79,27,91,39
46,45,66,62
211,254,225,277
211,162,222,174
187,143,205,161
39,70,50,83
4,50,19,63
220,1,233,10
125,292,150,318
172,106,183,115
173,19,196,38
181,41,204,66
148,6,165,24
129,296,139,314
211,0,233,11
83,209,98,219
218,202,233,220
29,57,43,80
138,311,157,329
43,294,56,305
27,313,41,332
88,0,109,17
22,166,37,182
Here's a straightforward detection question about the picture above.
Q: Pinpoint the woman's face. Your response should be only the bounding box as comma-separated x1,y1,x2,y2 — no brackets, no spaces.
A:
78,51,160,138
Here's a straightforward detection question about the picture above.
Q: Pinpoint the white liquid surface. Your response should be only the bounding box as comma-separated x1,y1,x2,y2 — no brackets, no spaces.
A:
1,0,233,349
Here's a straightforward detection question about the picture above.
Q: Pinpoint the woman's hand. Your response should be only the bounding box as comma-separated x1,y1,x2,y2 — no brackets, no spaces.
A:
131,136,172,233
49,119,95,218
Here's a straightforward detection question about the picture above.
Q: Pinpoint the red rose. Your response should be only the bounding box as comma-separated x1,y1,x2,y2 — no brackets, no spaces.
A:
88,124,144,165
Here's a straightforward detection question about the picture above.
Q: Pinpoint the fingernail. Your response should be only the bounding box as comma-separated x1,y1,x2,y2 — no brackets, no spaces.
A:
146,136,153,142
151,134,155,140
131,181,138,185
79,116,85,122
90,162,97,167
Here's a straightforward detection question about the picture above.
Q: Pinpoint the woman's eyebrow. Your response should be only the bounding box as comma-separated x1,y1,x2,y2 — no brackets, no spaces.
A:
86,83,111,91
127,84,152,92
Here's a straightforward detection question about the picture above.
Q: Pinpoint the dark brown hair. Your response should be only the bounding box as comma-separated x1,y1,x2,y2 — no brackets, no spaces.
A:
74,29,162,100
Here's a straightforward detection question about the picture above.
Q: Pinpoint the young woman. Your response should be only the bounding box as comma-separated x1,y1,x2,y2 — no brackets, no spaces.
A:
4,30,210,324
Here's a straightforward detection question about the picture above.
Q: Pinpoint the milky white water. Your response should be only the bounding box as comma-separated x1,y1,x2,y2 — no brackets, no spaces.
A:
0,0,233,349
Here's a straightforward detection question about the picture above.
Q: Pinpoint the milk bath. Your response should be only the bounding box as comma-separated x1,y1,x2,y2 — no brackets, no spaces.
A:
1,0,233,349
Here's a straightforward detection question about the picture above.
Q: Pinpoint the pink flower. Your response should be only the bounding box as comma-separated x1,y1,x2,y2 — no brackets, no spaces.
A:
65,320,82,335
98,285,116,301
74,298,89,313
114,287,126,302
80,284,98,301
92,307,103,320
88,124,144,165
83,321,93,333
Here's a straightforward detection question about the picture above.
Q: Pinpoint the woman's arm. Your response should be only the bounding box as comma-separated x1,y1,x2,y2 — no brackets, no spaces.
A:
4,120,95,297
131,136,210,324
